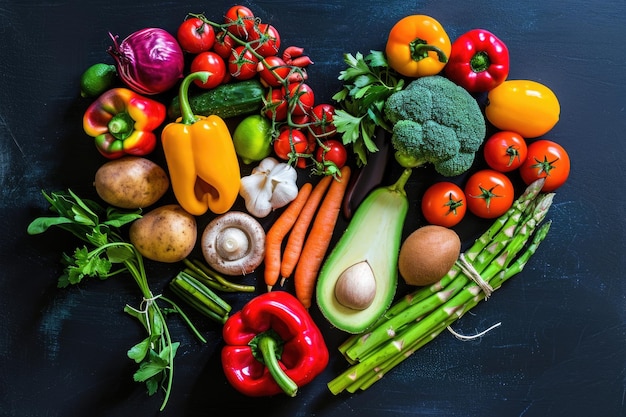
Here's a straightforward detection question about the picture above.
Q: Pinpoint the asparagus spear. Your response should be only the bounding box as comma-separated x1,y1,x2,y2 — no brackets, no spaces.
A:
328,180,553,395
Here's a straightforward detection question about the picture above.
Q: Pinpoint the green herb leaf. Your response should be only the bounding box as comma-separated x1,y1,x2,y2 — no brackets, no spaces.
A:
106,246,134,263
332,49,404,165
105,207,142,227
159,342,179,362
26,217,74,235
128,337,151,363
133,351,168,382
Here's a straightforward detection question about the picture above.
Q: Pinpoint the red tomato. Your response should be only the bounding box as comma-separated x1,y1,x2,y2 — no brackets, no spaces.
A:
224,5,255,39
248,23,281,57
264,87,288,121
520,140,570,192
315,139,347,170
483,131,528,172
177,17,215,54
258,56,290,87
309,104,337,138
273,129,310,167
190,52,227,89
421,182,467,227
213,31,235,59
228,46,259,80
287,82,315,116
465,169,514,219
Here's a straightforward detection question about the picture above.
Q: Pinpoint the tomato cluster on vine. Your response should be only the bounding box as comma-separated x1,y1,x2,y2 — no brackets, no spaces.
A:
175,5,347,177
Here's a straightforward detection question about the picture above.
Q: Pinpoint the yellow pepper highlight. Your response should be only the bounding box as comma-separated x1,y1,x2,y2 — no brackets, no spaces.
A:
162,72,241,216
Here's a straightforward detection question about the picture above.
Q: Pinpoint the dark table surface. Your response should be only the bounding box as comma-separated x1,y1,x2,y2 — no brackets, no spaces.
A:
2,1,625,416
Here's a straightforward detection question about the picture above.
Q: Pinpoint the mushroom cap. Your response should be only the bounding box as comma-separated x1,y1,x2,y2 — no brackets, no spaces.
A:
201,211,266,276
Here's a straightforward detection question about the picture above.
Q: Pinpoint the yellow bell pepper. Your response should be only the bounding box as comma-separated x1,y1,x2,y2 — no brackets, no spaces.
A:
385,14,451,78
485,79,560,138
162,72,241,216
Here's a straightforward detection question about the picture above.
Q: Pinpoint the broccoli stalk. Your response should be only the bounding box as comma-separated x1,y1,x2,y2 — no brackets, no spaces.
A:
384,75,487,177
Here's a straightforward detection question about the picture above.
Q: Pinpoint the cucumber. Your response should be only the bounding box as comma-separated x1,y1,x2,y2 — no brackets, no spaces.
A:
167,79,266,120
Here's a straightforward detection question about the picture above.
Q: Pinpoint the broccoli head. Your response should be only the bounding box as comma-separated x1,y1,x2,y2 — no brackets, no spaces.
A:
384,75,486,176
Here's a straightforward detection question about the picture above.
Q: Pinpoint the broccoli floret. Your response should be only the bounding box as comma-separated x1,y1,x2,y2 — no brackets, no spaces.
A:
384,75,486,176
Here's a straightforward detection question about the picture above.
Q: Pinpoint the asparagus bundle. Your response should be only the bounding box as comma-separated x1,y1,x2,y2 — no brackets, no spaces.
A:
328,179,554,394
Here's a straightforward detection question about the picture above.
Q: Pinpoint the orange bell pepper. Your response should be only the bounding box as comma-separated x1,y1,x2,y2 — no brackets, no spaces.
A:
385,14,451,78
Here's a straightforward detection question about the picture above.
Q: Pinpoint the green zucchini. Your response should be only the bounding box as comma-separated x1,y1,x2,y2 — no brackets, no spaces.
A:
167,79,266,120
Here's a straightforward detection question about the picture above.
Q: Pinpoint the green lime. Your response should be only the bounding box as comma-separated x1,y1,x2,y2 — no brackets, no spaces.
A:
232,115,273,165
80,63,117,98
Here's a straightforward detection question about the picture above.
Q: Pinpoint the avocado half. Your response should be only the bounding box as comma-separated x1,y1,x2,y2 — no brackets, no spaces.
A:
316,170,410,334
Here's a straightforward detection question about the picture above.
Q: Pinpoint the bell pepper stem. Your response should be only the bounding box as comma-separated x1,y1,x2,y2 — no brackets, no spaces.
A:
470,51,491,73
255,332,299,397
107,112,134,140
410,41,448,63
177,72,211,125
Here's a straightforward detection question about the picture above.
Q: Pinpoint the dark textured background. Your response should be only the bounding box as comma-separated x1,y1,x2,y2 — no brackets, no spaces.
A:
1,1,625,416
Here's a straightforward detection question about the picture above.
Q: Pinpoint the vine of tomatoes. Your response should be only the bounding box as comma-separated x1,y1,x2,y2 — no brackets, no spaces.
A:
175,6,347,178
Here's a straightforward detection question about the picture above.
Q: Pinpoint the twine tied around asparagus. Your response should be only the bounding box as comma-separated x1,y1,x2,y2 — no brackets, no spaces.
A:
455,253,494,298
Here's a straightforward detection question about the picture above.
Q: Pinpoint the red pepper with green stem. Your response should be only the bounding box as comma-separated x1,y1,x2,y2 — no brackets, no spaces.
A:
83,88,166,159
221,291,329,397
444,29,509,93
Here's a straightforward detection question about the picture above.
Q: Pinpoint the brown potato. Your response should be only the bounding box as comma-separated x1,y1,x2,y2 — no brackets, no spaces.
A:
94,156,169,209
129,204,197,263
398,225,461,286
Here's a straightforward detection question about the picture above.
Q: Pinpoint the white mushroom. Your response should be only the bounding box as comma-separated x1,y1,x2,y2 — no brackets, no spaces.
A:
201,211,266,276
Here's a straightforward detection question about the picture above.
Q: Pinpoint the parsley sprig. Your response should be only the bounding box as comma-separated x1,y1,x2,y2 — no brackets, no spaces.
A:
27,190,204,411
332,50,404,166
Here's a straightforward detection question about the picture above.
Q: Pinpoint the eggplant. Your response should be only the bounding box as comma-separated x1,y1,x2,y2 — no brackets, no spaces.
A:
341,127,391,219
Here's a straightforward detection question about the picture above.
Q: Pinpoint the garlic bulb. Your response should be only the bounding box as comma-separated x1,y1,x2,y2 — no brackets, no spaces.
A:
239,157,299,218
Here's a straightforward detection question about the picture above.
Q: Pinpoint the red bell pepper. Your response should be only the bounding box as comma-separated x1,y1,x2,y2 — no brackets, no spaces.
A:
83,88,166,159
444,29,509,93
221,291,329,397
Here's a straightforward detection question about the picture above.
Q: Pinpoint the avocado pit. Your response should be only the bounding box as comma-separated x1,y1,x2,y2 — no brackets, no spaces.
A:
334,261,377,310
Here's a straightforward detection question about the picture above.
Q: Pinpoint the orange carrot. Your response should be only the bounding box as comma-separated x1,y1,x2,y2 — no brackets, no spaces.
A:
294,166,351,308
263,183,313,292
279,175,333,285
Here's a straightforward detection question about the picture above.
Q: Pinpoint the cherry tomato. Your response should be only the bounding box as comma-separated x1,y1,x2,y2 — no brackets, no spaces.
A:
421,182,467,227
465,169,514,219
249,23,281,57
520,140,570,192
287,82,315,116
228,46,259,80
177,17,215,54
258,56,290,87
224,5,255,39
264,87,288,121
190,51,227,89
213,31,236,59
273,129,310,167
483,131,528,172
315,139,347,169
309,104,337,138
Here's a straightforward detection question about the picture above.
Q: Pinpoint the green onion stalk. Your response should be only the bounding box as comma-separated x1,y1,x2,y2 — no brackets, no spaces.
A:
328,179,554,395
168,258,255,324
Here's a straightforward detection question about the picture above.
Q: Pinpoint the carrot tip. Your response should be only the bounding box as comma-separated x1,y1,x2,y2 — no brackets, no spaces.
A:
280,277,286,286
267,284,273,292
